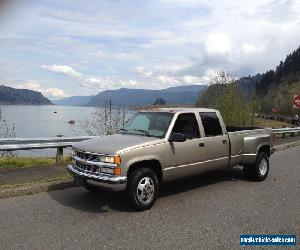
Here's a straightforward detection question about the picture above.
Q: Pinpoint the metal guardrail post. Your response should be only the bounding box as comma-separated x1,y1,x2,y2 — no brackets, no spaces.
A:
56,147,63,164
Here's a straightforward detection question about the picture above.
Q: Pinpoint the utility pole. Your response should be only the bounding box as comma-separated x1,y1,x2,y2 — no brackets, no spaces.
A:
109,99,112,134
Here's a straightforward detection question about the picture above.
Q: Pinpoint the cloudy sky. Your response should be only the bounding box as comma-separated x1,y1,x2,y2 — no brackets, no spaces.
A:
0,0,300,99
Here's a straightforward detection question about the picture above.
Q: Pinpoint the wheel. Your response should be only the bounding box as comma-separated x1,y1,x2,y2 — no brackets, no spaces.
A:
127,168,159,211
243,152,269,181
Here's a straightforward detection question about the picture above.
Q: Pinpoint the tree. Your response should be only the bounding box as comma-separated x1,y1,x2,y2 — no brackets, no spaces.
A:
81,100,132,136
153,97,166,105
197,71,252,126
0,108,17,157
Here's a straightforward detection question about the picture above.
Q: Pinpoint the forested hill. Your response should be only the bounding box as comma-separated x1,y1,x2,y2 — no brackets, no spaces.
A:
257,46,300,96
197,46,300,115
255,46,300,114
0,85,53,105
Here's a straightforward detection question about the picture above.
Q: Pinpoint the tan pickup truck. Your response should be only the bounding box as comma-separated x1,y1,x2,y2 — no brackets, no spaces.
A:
68,108,273,211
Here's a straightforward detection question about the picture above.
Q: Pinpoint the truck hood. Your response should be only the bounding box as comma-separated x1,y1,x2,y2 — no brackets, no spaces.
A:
73,134,163,155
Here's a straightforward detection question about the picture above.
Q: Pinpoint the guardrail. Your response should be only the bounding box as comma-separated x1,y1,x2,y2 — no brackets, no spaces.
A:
0,127,299,163
0,136,97,163
272,127,300,135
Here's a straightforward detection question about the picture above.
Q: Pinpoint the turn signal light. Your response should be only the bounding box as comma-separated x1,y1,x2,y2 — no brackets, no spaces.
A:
114,167,121,175
114,156,121,164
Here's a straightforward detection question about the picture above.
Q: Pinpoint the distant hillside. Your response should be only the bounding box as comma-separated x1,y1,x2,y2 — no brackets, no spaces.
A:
53,95,95,106
0,85,53,105
86,85,207,106
237,74,263,96
197,46,300,115
255,46,300,114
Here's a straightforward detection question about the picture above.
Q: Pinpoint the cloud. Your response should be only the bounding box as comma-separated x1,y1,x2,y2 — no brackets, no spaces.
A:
135,66,153,77
16,81,67,99
204,33,232,55
1,0,300,95
41,65,82,78
42,88,67,99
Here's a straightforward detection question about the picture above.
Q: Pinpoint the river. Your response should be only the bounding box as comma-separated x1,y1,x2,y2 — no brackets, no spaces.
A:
0,105,96,156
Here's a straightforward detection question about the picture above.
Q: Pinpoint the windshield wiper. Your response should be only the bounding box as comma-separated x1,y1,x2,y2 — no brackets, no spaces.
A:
132,129,151,137
119,128,128,133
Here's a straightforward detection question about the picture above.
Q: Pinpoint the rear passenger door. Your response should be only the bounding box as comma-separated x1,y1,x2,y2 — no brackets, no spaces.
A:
199,112,230,169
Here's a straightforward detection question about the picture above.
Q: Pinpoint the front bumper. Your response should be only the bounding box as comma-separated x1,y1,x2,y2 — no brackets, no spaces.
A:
67,164,127,191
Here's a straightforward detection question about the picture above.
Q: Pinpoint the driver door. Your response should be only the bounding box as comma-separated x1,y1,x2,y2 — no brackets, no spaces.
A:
163,113,206,180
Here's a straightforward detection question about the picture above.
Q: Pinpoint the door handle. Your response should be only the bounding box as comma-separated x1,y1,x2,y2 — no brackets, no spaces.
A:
222,140,227,144
199,142,205,147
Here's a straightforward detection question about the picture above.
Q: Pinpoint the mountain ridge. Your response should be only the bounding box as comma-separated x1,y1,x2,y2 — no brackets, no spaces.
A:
55,85,208,106
0,85,53,105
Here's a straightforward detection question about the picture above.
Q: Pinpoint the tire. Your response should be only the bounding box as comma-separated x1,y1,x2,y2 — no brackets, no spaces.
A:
243,152,269,181
127,167,159,211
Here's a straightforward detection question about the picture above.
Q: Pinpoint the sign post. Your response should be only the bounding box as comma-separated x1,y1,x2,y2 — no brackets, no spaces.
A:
293,95,300,109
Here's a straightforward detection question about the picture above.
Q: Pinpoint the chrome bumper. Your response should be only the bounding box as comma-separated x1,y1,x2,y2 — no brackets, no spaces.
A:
67,164,127,191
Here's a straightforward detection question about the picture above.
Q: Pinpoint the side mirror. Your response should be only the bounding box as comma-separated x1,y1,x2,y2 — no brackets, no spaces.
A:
168,133,186,142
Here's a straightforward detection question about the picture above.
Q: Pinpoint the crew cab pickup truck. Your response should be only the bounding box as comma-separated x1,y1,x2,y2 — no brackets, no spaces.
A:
68,108,273,211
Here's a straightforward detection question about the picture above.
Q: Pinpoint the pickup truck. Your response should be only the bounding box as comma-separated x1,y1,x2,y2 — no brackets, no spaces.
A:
68,108,273,211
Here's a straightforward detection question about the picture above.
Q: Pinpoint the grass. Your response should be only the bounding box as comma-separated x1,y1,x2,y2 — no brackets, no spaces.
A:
0,156,71,169
0,175,72,189
253,117,288,128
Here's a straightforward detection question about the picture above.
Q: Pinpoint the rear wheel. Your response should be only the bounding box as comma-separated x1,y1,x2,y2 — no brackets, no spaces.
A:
243,152,269,181
127,167,159,211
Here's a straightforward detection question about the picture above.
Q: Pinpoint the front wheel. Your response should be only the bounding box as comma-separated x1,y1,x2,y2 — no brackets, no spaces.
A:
243,152,269,181
127,168,159,211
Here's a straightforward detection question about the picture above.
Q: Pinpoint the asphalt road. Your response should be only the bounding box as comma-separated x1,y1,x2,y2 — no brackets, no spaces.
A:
0,146,299,250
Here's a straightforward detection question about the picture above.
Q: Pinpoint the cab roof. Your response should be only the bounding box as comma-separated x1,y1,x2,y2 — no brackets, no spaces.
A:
139,107,217,113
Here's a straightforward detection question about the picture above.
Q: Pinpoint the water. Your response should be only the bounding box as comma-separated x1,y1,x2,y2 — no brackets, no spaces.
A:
0,105,95,156
0,105,94,137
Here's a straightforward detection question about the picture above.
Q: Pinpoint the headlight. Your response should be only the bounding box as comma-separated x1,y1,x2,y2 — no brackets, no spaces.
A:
99,155,121,164
71,148,76,157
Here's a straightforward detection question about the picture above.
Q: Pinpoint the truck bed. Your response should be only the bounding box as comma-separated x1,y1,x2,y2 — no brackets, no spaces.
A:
227,127,273,167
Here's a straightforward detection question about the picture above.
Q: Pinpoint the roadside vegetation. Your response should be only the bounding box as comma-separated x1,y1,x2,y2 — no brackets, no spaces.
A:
0,114,17,157
253,117,287,128
81,101,131,136
197,47,300,123
197,71,257,127
0,157,71,170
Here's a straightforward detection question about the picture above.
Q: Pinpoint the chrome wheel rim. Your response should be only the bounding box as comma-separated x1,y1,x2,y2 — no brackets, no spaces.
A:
259,158,268,176
136,177,154,205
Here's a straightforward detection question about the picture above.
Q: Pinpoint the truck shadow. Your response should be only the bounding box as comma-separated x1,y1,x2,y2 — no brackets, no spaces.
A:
47,167,250,213
160,167,247,198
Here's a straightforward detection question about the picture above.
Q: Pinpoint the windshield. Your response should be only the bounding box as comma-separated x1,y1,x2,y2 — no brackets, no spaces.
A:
119,112,173,138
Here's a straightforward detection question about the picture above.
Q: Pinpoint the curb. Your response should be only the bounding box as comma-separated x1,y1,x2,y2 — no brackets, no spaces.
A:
273,140,300,152
0,179,77,200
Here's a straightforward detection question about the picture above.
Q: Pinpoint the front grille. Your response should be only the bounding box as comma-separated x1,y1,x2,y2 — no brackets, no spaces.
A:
75,150,99,162
74,161,100,174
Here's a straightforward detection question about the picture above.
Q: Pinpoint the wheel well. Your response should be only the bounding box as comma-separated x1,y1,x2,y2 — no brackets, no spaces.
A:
127,160,163,182
258,145,270,157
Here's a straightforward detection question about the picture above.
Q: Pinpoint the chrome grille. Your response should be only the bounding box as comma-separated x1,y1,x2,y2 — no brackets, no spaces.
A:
75,150,99,162
74,161,100,174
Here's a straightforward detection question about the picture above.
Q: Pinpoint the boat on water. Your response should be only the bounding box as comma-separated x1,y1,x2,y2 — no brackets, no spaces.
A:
67,120,75,124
